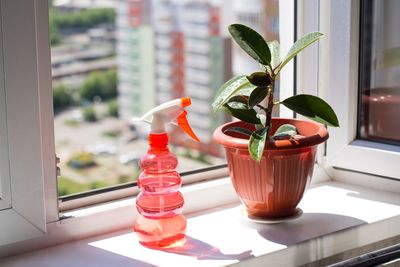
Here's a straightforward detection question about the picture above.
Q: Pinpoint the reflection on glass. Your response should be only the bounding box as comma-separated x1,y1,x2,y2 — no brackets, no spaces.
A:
359,0,400,144
50,0,280,196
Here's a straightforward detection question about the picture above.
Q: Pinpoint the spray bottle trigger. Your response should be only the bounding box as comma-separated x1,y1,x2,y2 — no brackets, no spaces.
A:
177,110,200,142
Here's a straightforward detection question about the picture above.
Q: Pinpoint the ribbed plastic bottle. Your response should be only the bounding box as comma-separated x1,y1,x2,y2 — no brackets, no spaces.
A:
132,97,199,248
134,133,186,247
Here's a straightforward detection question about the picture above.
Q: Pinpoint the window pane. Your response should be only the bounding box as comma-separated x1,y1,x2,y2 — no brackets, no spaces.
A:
359,0,400,145
50,0,280,197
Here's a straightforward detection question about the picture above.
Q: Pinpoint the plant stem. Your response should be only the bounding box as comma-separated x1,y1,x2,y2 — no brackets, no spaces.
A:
265,81,275,139
256,104,268,112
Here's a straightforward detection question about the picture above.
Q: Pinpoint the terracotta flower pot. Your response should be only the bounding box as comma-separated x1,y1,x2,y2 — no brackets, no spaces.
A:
213,118,329,219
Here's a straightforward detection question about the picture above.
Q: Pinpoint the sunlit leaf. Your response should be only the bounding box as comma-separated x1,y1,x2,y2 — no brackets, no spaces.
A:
227,95,249,107
276,32,323,74
268,40,280,69
212,75,256,113
273,124,298,139
227,101,248,110
281,94,339,127
228,24,271,66
249,127,268,162
257,114,266,127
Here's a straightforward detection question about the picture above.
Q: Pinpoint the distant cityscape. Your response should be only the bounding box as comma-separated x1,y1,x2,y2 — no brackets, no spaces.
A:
51,0,279,196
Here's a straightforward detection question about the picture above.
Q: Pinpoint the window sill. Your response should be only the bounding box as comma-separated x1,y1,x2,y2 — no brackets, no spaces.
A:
1,178,399,266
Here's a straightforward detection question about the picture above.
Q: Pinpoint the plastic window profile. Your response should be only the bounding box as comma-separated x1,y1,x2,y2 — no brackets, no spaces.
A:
58,164,228,212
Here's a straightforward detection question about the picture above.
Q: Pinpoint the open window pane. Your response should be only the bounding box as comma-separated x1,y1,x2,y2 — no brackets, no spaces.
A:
359,0,400,145
50,0,281,197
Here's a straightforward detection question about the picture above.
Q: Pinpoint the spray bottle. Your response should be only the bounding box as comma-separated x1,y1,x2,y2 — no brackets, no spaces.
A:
133,97,200,247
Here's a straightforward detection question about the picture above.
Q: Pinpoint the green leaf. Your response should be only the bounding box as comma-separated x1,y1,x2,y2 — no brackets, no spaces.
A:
227,95,249,107
224,127,252,137
212,75,256,113
249,127,268,162
281,94,339,127
276,32,323,74
227,101,248,110
246,72,271,87
273,124,298,139
223,104,261,124
268,41,280,69
228,24,271,66
257,114,266,127
248,87,268,108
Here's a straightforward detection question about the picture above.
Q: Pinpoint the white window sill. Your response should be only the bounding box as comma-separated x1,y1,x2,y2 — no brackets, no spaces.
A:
1,178,399,266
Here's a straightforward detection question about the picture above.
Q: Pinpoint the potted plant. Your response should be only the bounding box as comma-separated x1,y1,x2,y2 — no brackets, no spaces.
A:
213,24,339,220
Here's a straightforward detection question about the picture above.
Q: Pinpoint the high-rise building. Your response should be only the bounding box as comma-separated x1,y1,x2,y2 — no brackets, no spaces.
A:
171,0,232,156
117,0,233,157
152,0,185,104
117,0,155,122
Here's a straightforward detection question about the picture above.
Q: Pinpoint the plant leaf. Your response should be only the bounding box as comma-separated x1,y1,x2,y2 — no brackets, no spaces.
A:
257,114,266,127
276,32,323,74
228,24,271,66
227,95,249,107
273,124,298,139
224,127,252,137
268,41,280,69
223,104,261,124
246,72,271,87
281,94,340,127
248,87,268,108
249,127,268,162
212,75,256,113
227,101,248,110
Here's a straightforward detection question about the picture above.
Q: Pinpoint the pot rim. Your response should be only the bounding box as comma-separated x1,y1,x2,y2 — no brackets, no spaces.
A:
213,118,329,150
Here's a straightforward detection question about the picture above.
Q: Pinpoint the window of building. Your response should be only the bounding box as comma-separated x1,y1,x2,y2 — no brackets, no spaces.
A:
50,0,282,199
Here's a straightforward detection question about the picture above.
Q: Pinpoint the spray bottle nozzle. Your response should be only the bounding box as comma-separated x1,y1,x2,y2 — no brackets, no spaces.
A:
181,97,191,108
133,97,200,142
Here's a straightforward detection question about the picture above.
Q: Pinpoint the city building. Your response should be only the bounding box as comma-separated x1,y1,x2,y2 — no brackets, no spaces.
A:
117,0,155,122
117,0,233,156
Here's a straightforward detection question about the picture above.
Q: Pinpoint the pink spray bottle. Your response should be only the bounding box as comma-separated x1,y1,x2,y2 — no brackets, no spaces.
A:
133,97,200,247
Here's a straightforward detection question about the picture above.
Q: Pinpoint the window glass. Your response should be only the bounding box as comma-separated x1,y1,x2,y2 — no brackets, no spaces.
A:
50,0,280,197
359,0,400,145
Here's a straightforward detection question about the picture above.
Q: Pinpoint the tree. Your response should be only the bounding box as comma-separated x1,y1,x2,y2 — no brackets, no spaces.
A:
106,99,119,117
53,84,73,110
82,106,97,122
80,69,117,102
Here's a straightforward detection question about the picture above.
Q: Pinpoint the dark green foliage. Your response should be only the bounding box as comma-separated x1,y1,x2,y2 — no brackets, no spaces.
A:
80,69,117,102
213,23,337,162
281,94,340,127
223,104,260,124
228,24,271,66
106,99,119,117
51,8,115,30
49,7,116,46
53,84,73,110
246,72,271,87
248,87,268,108
82,106,97,122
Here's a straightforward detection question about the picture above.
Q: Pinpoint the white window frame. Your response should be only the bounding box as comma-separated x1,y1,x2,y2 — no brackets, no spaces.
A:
320,0,400,180
0,0,58,246
298,0,400,182
0,0,296,254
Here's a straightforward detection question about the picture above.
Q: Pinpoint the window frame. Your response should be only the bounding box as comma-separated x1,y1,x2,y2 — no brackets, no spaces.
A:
316,0,400,180
0,0,58,246
58,0,297,211
0,0,297,253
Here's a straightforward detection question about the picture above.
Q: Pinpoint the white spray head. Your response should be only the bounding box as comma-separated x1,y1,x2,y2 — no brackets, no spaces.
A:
132,97,200,142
